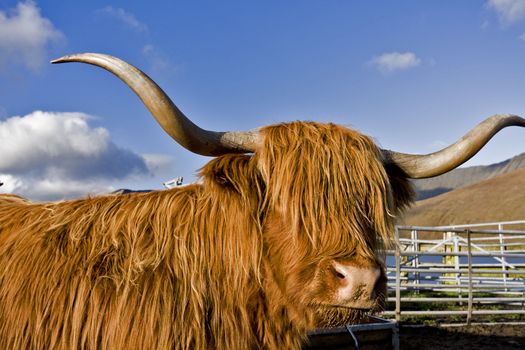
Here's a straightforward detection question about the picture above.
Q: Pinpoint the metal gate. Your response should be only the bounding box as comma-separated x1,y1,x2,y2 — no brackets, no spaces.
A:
383,221,525,323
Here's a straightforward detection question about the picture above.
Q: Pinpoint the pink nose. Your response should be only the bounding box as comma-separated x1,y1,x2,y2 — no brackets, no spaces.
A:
332,261,382,309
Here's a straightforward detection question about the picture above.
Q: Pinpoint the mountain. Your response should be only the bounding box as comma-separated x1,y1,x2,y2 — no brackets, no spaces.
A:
401,167,525,227
413,153,525,200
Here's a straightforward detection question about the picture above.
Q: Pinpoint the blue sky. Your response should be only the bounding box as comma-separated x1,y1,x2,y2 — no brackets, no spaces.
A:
1,0,525,200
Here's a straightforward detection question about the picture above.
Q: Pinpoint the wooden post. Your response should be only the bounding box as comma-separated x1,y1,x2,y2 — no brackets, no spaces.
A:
444,231,455,267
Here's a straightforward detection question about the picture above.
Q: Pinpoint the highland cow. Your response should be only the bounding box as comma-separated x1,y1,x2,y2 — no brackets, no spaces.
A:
0,53,523,349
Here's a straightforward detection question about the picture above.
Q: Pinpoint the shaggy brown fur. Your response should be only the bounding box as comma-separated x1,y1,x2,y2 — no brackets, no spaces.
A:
0,122,413,349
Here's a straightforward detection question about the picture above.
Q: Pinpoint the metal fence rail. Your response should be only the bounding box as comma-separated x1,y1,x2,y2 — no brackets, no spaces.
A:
384,221,525,323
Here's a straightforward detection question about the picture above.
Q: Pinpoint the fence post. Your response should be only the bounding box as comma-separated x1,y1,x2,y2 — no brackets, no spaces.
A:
395,226,401,322
411,229,420,293
453,234,461,295
498,224,508,292
467,229,473,325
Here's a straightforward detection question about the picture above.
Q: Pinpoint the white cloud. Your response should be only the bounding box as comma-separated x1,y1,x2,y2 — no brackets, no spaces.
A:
369,52,421,74
519,32,525,40
142,44,177,77
143,154,176,174
0,174,22,193
0,1,63,70
0,175,115,201
96,6,148,33
0,111,173,201
487,0,525,24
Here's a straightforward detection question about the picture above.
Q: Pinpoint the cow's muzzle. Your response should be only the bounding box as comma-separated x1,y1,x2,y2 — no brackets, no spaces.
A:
331,261,385,310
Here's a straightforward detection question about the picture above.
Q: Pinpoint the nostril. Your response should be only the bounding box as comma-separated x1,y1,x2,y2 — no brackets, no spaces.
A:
334,270,345,279
331,266,346,280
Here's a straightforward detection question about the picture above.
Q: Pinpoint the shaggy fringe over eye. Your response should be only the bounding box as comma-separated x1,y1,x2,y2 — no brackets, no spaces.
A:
257,122,402,260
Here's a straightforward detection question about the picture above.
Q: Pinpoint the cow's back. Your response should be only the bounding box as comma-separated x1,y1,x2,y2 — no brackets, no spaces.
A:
0,188,210,349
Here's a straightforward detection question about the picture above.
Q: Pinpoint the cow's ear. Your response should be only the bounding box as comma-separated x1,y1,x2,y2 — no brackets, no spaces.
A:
384,163,415,214
200,154,259,195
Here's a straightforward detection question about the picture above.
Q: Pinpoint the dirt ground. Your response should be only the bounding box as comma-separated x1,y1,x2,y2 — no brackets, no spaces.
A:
400,324,525,350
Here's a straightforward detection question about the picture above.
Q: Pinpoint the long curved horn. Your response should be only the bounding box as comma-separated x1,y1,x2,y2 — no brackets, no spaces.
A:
383,114,525,178
51,53,260,156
